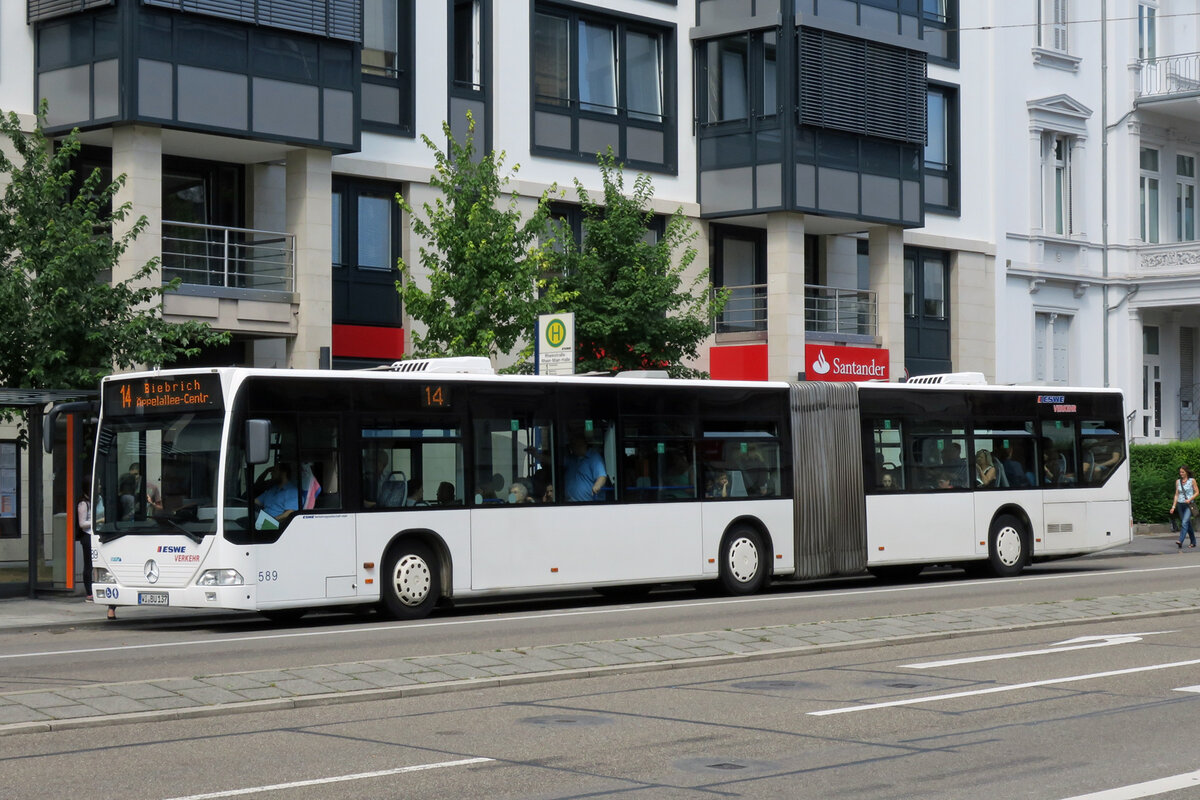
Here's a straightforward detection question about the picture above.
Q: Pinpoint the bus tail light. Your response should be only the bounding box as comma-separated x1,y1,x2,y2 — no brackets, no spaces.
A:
197,569,244,586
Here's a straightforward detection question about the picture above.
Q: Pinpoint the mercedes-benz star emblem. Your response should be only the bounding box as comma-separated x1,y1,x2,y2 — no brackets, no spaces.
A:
144,559,160,584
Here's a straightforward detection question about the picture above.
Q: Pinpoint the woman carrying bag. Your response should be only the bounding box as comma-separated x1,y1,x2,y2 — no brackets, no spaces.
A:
1171,466,1199,551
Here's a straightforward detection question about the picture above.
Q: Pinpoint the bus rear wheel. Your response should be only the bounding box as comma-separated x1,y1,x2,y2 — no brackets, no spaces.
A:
381,541,440,619
988,514,1027,577
719,526,767,595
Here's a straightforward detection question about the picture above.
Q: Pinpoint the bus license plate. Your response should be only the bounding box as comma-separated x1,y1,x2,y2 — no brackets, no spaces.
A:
138,592,168,606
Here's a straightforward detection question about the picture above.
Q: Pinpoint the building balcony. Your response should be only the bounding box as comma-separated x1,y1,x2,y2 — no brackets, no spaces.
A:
1136,240,1200,273
160,221,298,337
714,283,878,339
1136,53,1200,123
163,221,294,294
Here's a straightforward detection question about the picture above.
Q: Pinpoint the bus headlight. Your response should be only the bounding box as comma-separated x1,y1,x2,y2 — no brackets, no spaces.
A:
197,569,244,587
93,568,115,584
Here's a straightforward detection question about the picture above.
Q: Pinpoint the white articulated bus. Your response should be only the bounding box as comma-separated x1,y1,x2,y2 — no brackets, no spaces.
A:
87,360,1130,621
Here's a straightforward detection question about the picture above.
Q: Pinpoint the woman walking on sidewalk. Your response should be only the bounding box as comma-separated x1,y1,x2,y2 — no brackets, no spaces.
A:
1171,466,1198,550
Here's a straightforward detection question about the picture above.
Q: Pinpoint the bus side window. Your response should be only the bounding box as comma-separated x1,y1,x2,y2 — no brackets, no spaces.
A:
867,418,904,491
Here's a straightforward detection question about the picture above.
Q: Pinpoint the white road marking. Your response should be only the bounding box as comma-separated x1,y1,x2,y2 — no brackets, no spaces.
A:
809,656,1200,716
156,757,493,800
1173,685,1200,693
901,632,1172,669
1057,768,1200,799
4,562,1197,662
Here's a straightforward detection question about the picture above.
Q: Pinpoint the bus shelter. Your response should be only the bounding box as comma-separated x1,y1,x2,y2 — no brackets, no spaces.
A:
0,388,97,598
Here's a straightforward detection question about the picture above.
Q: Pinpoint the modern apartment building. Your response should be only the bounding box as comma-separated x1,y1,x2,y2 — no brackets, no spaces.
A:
0,0,1039,593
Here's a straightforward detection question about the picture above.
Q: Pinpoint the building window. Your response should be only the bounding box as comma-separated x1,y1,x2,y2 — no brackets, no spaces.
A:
1035,312,1070,385
530,3,674,172
361,0,414,135
711,225,766,335
452,0,483,91
1141,146,1160,243
698,31,776,127
363,0,399,77
1178,154,1195,241
925,84,958,213
1048,134,1074,235
1139,3,1157,60
922,0,958,67
903,247,952,376
1039,0,1069,52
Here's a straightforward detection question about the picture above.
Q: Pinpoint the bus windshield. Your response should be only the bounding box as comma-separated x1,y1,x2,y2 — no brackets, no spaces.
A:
93,412,224,540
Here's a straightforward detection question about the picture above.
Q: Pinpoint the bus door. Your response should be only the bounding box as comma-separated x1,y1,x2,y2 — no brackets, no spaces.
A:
1038,418,1088,553
244,413,356,603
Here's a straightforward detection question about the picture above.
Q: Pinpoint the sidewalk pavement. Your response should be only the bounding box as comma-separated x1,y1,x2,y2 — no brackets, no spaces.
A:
3,574,1200,738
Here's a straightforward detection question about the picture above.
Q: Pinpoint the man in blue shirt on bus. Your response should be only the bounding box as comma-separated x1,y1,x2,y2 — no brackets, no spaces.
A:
565,433,607,502
255,463,299,524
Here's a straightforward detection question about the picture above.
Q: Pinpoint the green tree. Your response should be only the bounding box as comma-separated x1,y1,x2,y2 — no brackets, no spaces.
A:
398,114,569,371
556,151,725,378
0,105,228,399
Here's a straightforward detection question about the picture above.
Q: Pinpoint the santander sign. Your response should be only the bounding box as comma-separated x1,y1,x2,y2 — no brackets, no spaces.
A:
804,343,889,382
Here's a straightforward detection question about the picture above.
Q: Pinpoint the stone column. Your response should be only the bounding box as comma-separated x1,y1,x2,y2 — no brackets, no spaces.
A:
1030,129,1044,235
950,251,996,380
111,125,162,289
285,148,333,369
766,212,806,382
868,225,905,380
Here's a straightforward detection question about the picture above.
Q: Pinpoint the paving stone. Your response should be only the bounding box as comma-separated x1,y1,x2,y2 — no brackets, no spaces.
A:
274,678,334,696
353,672,418,688
57,686,115,700
80,696,153,714
142,696,202,711
112,684,176,700
203,675,268,691
234,686,291,701
177,687,251,705
12,692,80,710
0,705,50,724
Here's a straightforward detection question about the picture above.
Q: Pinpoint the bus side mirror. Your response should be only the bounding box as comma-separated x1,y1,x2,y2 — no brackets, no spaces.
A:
246,419,271,465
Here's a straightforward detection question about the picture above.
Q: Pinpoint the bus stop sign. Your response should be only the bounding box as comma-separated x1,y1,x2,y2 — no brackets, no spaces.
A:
537,313,575,376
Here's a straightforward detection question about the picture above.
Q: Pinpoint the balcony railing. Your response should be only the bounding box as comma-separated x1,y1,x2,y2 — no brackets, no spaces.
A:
1138,52,1200,98
714,284,767,334
162,221,294,294
805,285,877,338
713,283,878,338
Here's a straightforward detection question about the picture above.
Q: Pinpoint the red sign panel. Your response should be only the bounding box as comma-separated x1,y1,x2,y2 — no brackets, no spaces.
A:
805,344,889,382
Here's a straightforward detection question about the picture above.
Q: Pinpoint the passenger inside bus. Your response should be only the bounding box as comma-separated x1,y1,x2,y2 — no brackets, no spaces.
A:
436,481,457,506
881,470,899,490
975,449,998,487
564,433,608,501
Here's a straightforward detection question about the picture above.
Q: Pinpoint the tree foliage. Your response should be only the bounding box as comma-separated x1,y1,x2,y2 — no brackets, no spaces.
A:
555,152,726,378
397,114,569,371
0,105,228,398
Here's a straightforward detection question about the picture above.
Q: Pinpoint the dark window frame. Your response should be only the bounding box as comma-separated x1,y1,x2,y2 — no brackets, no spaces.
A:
529,1,677,173
361,0,416,137
924,80,960,215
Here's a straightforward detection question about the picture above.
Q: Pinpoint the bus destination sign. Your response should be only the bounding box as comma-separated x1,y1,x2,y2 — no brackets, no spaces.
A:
104,375,223,416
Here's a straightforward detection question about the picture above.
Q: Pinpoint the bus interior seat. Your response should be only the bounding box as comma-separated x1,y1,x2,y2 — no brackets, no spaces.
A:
378,470,407,507
729,470,747,497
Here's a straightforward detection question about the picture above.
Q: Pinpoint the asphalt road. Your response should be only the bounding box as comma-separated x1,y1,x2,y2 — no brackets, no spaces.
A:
6,612,1200,799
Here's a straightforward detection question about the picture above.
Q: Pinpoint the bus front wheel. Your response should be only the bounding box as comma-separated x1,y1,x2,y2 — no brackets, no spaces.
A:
719,526,767,595
381,541,440,619
988,514,1027,578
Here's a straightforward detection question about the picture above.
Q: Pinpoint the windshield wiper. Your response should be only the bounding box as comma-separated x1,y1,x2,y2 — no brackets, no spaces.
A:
158,516,203,544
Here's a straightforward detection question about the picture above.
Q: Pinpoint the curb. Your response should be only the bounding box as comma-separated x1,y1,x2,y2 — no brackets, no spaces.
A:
5,602,1200,738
